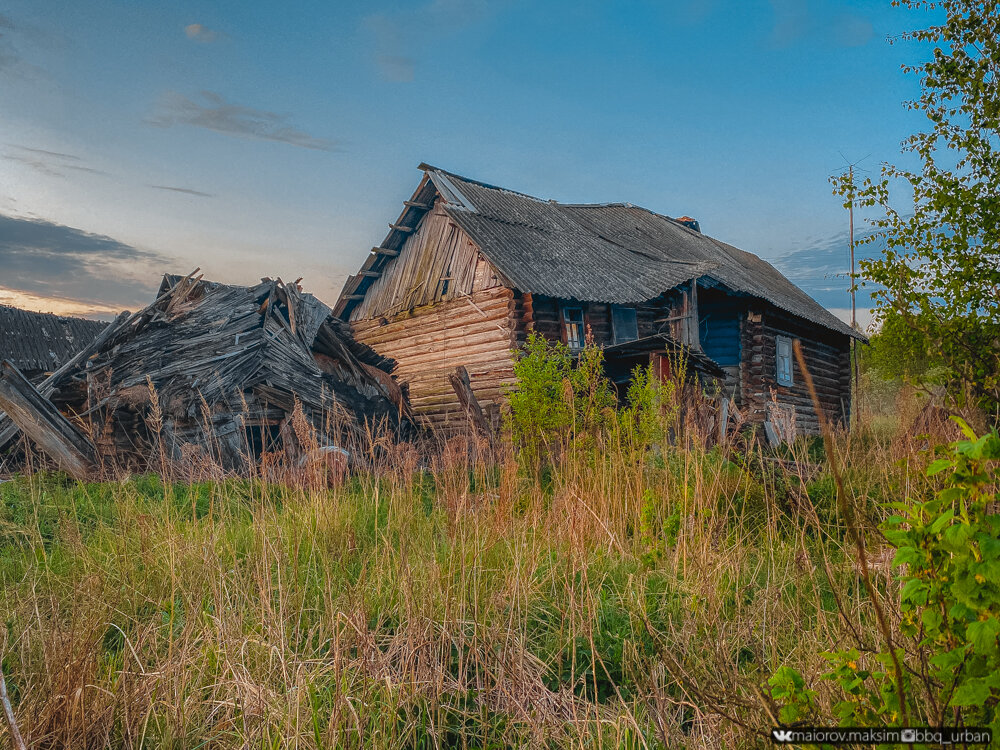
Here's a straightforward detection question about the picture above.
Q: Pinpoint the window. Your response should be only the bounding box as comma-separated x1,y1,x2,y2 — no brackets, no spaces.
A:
562,306,585,350
776,335,794,386
611,305,639,344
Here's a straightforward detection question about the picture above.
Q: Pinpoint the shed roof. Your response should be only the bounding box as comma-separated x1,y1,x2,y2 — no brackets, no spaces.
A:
0,305,108,374
337,165,861,340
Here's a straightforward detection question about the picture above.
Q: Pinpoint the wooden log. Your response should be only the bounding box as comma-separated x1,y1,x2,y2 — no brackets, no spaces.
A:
389,224,416,233
0,361,98,479
373,246,399,257
447,365,491,437
404,200,432,210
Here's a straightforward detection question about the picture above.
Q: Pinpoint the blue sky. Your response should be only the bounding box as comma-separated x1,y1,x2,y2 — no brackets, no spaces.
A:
0,0,932,323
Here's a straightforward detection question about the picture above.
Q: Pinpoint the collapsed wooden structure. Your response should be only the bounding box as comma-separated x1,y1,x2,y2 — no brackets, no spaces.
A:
0,273,413,476
0,305,106,382
336,164,865,436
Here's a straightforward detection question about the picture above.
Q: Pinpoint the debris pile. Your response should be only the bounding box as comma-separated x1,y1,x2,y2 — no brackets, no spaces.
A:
0,272,414,477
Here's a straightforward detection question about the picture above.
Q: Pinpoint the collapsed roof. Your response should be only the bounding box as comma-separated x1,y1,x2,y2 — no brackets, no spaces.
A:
0,273,413,472
336,164,860,340
0,305,107,377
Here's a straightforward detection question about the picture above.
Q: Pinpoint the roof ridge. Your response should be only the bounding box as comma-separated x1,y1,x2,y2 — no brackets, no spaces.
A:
418,163,551,204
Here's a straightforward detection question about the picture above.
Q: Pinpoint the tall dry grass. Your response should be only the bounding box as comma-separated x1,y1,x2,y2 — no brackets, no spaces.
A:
0,387,961,748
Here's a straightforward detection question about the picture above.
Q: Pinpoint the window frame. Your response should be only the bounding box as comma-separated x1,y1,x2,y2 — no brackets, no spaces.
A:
611,305,639,345
562,305,585,350
775,335,794,386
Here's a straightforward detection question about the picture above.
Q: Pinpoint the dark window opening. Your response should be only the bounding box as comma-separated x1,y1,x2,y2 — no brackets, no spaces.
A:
611,306,639,344
562,306,585,350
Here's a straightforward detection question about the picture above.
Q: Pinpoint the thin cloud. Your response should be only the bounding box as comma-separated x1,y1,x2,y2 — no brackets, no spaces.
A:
12,144,81,160
0,212,167,309
365,0,498,82
147,184,213,197
767,0,872,49
184,23,219,43
773,225,885,312
0,12,17,71
147,90,338,151
3,145,108,178
377,54,416,83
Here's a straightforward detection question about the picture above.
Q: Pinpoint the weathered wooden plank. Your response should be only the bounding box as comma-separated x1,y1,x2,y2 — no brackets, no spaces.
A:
0,361,98,479
448,365,491,437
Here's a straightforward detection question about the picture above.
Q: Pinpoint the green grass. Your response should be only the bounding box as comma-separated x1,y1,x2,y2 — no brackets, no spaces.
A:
0,416,937,749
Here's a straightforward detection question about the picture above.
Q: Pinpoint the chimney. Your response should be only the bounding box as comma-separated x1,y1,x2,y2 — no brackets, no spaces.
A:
675,215,701,233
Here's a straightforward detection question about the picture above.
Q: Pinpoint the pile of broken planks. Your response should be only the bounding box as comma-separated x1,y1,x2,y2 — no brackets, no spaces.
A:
0,270,416,479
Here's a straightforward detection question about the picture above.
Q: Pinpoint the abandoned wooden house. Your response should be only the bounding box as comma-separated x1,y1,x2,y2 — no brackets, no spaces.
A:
335,164,863,435
0,273,413,476
0,305,107,382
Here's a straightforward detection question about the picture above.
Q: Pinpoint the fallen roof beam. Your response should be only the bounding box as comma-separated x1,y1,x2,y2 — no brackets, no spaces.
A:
0,360,98,480
448,365,491,440
0,309,129,452
389,224,416,233
372,246,399,256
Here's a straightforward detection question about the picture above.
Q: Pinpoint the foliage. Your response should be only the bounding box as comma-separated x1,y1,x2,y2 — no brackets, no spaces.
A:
507,332,616,461
836,0,1000,419
862,309,939,385
769,419,1000,735
619,363,677,447
885,419,1000,728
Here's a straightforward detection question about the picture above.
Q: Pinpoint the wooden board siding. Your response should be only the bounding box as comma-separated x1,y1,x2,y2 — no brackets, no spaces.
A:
349,199,503,321
742,304,851,434
351,286,518,430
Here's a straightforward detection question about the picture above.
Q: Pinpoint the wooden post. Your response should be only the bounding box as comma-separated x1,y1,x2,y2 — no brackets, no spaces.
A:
688,280,701,351
0,664,26,750
448,365,490,438
0,361,98,480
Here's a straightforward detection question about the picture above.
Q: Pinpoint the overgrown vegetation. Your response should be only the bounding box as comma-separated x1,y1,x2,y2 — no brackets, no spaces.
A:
2,332,992,748
838,0,1000,420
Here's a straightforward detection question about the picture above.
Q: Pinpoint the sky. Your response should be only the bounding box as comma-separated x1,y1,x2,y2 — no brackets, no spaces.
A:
0,0,936,326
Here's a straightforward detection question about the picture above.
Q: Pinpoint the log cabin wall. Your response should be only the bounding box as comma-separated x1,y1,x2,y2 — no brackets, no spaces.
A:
741,304,852,434
518,294,677,347
349,201,518,431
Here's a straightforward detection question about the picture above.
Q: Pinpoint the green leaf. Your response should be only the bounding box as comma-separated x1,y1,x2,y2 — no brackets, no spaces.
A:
951,416,978,441
967,618,1000,655
928,509,955,534
927,458,953,476
951,679,993,707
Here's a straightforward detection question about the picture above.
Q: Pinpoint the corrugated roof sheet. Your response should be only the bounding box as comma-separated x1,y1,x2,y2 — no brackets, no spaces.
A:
0,305,108,373
337,165,861,340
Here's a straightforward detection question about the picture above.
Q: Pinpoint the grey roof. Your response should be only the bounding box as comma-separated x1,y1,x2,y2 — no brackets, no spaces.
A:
0,305,108,373
337,165,861,340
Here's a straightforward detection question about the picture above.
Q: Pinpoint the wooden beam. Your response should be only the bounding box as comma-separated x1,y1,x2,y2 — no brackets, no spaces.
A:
687,280,702,351
404,200,432,210
0,309,128,452
372,246,399,257
447,365,491,439
0,360,98,479
358,271,382,278
389,223,416,233
343,294,366,301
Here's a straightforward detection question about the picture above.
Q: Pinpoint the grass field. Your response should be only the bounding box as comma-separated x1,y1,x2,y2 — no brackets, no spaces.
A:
0,389,957,748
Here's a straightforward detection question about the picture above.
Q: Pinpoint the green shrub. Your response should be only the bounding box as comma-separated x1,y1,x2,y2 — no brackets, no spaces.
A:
507,333,616,465
769,419,1000,734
